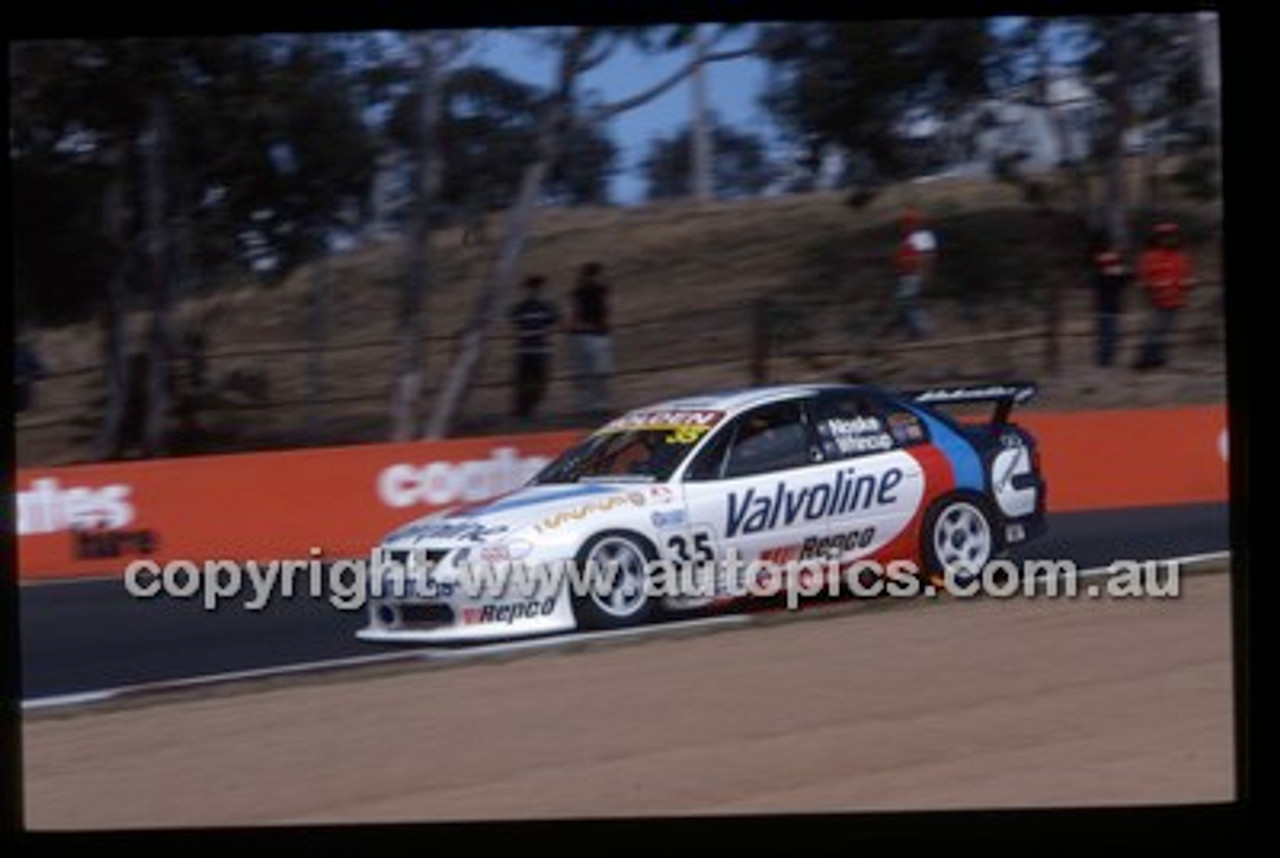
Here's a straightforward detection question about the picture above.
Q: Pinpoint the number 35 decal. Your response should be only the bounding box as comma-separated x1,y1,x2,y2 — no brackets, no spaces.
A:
666,529,716,565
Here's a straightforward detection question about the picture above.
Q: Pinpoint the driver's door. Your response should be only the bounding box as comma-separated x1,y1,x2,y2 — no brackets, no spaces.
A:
674,398,835,592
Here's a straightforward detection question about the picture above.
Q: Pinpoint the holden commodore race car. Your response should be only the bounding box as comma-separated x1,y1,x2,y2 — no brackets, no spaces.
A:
357,382,1046,643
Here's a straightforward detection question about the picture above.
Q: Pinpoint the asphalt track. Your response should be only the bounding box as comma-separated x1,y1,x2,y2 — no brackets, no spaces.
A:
19,502,1230,700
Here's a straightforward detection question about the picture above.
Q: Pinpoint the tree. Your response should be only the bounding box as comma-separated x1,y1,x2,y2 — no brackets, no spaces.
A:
423,25,759,438
629,22,756,202
642,120,775,201
11,36,377,456
688,25,714,202
201,36,375,277
390,32,461,441
988,17,1098,221
1072,15,1205,253
387,61,620,211
422,27,591,440
11,40,141,329
761,20,993,188
14,40,155,456
545,107,619,206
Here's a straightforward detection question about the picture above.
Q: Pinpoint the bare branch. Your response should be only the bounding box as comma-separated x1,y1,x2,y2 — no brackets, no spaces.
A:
437,31,472,66
575,32,615,74
592,44,756,120
706,23,737,50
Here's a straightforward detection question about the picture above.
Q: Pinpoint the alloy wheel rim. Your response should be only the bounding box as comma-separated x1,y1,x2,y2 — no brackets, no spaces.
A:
586,537,649,617
933,502,992,581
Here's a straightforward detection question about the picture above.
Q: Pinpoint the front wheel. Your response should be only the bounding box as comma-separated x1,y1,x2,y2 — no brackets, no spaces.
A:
922,495,997,586
572,530,660,630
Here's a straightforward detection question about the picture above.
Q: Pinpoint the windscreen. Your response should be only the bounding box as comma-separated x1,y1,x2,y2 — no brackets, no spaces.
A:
531,409,725,484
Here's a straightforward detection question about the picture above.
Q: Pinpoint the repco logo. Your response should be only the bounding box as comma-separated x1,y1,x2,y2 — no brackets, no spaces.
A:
17,478,135,536
378,448,551,509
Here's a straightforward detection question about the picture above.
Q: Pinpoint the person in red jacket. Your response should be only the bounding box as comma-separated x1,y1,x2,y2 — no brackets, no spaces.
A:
1134,222,1195,370
883,208,937,340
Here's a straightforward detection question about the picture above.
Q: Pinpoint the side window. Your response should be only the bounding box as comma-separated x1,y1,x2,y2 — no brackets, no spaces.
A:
882,408,928,447
684,427,733,482
722,401,819,479
811,392,899,460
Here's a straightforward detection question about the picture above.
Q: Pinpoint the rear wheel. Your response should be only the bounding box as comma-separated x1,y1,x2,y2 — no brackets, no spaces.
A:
922,495,996,586
572,530,659,630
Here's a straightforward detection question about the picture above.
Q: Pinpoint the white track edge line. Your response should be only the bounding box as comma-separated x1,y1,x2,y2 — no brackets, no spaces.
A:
20,615,752,712
21,551,1231,712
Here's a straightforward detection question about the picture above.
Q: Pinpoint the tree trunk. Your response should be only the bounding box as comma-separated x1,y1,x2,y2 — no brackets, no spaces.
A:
1143,117,1161,218
423,134,558,439
170,158,207,447
93,143,132,461
1038,52,1090,224
141,92,174,457
1043,273,1062,376
1194,11,1222,198
1104,22,1134,257
689,26,714,203
306,252,330,439
391,33,444,441
1033,31,1074,378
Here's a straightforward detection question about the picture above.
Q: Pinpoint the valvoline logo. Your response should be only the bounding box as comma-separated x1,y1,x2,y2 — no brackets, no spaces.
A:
725,466,906,538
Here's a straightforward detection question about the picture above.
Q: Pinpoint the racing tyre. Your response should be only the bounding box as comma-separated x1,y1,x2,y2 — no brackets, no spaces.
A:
573,530,660,630
922,494,998,588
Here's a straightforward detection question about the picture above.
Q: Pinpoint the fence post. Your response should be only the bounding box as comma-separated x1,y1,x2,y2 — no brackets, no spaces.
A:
1043,276,1062,376
750,297,772,385
306,254,329,440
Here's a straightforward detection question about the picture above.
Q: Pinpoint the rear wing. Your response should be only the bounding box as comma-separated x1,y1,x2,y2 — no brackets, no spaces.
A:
904,382,1038,425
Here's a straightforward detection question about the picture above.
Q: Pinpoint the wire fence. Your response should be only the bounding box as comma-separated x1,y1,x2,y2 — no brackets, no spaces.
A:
16,279,1227,463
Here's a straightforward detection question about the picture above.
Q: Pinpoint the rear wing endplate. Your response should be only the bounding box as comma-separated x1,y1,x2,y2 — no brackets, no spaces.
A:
904,382,1038,425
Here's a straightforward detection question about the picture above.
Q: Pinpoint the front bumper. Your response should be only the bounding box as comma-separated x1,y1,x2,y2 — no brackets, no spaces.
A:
357,593,576,643
356,544,579,643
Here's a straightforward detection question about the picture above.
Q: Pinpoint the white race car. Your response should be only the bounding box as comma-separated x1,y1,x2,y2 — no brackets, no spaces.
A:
357,382,1046,643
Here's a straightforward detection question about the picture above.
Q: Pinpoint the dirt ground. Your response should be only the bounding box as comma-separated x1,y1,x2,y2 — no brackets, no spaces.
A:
22,573,1234,829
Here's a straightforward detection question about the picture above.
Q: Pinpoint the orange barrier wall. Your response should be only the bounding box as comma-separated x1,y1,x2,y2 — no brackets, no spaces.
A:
15,431,583,581
1016,406,1229,512
14,406,1228,581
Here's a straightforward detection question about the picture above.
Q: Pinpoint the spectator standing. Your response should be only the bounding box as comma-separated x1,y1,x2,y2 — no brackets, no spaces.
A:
1087,236,1132,367
1134,222,1195,370
509,275,560,421
886,209,937,340
15,337,45,413
569,262,613,416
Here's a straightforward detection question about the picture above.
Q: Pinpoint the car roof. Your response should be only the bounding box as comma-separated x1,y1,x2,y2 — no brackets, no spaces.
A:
627,383,890,420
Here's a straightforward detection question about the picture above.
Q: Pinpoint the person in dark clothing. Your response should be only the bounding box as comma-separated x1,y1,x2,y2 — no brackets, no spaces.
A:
118,350,152,456
15,339,45,413
569,262,613,415
510,275,560,420
1087,236,1131,367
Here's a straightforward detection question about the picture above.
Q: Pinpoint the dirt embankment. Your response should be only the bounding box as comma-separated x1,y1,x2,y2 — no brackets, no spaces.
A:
17,179,1225,466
